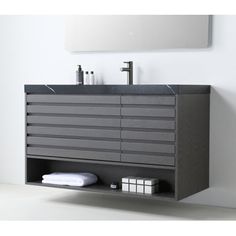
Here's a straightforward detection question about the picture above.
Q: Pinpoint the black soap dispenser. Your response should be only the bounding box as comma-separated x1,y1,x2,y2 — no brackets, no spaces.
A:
76,65,84,85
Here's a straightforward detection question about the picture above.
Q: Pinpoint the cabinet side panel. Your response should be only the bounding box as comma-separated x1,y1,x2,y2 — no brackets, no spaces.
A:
25,93,27,184
176,94,209,200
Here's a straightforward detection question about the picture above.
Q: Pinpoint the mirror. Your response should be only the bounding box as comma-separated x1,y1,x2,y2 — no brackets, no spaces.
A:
65,15,211,52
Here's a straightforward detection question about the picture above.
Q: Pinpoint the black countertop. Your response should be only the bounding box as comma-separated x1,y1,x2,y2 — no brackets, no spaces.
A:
24,84,210,95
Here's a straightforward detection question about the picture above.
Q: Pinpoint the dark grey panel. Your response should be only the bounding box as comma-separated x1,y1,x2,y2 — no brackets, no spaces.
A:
27,94,120,104
122,95,175,105
175,94,209,200
27,137,120,150
121,153,175,166
27,147,120,161
121,107,175,117
121,118,175,130
27,116,120,127
121,142,175,154
121,130,175,141
25,84,211,95
27,105,120,116
27,126,120,139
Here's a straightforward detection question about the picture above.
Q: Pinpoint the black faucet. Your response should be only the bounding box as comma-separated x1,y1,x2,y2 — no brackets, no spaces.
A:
120,61,133,85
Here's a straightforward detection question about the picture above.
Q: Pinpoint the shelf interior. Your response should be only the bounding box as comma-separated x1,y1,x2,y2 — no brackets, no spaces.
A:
27,180,175,200
26,157,176,200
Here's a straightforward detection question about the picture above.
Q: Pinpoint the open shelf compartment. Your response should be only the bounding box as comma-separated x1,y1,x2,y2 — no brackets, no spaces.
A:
26,157,176,200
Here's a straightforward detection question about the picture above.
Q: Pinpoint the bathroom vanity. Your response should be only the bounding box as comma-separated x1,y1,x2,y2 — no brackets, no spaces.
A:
25,85,210,201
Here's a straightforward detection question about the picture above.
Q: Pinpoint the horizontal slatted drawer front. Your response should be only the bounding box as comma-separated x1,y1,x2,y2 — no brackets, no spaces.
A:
121,154,175,166
26,94,177,166
27,126,120,139
121,142,175,154
27,105,120,116
121,107,175,118
27,137,120,150
27,95,120,104
26,94,121,163
121,119,175,130
27,147,120,162
120,95,176,166
121,95,175,105
27,116,120,127
121,130,175,142
121,95,176,118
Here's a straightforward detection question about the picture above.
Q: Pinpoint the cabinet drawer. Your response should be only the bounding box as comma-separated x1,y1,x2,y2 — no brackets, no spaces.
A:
121,142,175,154
121,95,175,105
27,147,120,162
121,130,175,141
27,116,120,127
27,105,120,116
27,95,120,104
27,137,120,150
121,107,175,117
121,153,175,166
121,119,175,130
27,126,120,139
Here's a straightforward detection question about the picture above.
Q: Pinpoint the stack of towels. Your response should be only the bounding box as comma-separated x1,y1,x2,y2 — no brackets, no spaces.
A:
42,172,98,187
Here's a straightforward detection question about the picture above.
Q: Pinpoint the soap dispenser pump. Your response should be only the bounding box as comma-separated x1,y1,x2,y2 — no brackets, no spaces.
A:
76,65,84,85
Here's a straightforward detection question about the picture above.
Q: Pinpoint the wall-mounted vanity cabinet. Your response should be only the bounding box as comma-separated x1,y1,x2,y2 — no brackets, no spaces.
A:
25,84,210,201
65,15,211,52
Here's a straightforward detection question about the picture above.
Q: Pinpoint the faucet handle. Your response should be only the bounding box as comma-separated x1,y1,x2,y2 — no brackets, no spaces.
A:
123,61,133,67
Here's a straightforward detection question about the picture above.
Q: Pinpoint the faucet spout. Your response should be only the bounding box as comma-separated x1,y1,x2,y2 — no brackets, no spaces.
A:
120,61,133,85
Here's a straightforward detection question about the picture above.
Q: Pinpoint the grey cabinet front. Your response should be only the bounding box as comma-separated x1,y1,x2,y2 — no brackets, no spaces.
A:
26,94,176,166
26,94,121,162
120,95,176,166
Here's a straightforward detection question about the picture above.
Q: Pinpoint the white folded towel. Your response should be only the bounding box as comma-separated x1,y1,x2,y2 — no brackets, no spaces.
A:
42,172,98,187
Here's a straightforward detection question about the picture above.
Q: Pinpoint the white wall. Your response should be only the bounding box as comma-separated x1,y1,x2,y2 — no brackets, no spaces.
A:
0,15,236,208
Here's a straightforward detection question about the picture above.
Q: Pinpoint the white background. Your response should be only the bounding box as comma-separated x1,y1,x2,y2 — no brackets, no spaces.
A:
0,15,236,208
